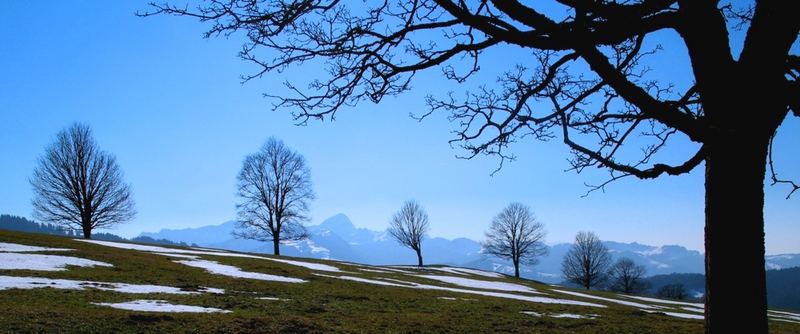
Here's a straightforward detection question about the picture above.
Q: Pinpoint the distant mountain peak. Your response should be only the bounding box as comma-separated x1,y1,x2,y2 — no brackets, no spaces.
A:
316,214,355,231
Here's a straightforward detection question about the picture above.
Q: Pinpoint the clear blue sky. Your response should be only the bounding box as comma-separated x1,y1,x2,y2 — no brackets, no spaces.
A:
1,2,797,254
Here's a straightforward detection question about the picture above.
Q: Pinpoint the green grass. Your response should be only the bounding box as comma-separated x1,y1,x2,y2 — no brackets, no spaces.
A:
0,230,797,333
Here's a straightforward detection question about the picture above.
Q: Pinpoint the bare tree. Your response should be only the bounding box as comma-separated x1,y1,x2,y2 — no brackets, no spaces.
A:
235,137,314,256
389,200,429,267
482,202,547,278
607,257,649,294
562,231,612,290
145,1,799,331
30,123,135,239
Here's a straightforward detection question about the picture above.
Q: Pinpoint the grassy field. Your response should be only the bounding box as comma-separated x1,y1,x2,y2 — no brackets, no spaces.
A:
0,230,797,333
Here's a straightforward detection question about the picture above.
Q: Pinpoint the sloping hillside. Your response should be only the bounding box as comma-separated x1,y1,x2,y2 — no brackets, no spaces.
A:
1,230,798,333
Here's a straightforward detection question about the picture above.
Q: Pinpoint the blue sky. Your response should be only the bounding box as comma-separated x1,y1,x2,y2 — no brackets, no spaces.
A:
0,2,797,254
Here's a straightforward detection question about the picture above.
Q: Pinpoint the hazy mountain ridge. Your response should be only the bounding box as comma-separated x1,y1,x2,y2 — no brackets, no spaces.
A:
139,213,798,284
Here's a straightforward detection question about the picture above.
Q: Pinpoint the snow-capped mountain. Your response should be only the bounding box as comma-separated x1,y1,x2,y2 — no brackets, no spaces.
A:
765,254,800,270
139,214,796,283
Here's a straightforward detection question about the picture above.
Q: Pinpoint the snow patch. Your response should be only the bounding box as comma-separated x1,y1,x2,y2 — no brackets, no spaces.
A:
769,310,800,322
437,296,475,301
77,240,263,259
0,253,112,271
682,306,705,314
648,260,670,269
260,257,341,272
766,262,782,270
199,287,226,294
176,259,306,283
621,295,704,308
93,300,230,313
0,242,72,253
257,297,289,301
636,247,664,256
643,310,704,320
0,275,203,294
314,274,412,287
417,275,538,294
317,275,604,308
358,268,395,274
427,267,504,278
773,318,800,324
521,311,599,319
553,289,655,309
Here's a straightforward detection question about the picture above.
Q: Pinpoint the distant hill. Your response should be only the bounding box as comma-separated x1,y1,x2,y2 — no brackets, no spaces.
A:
644,269,800,311
767,267,800,311
140,213,797,284
0,214,195,248
0,214,76,236
766,254,800,270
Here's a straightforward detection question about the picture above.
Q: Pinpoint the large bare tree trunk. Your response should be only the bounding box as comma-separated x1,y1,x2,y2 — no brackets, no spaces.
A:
81,224,92,240
81,215,92,239
704,133,769,334
416,249,423,267
273,237,281,256
513,259,520,278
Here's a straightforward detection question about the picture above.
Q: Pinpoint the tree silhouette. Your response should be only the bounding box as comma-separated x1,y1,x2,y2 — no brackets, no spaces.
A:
561,231,611,290
657,283,688,300
234,137,314,255
607,257,649,294
144,1,799,331
389,200,430,267
482,202,547,278
30,123,135,239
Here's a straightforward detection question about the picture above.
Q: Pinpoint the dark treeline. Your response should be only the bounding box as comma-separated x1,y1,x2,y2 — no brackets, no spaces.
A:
0,214,196,248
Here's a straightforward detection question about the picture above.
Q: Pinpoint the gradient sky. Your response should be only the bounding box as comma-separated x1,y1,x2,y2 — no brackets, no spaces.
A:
1,2,797,254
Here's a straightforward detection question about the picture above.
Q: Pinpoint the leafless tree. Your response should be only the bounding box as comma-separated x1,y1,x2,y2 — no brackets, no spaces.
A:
562,231,611,290
607,257,649,294
657,283,688,300
144,1,799,331
482,202,547,278
30,123,135,239
389,200,430,267
235,137,314,256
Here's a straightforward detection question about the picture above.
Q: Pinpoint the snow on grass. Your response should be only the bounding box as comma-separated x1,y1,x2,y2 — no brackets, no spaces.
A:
769,310,800,318
93,300,231,313
552,289,656,309
621,294,704,308
317,275,604,308
773,318,800,324
79,240,342,272
357,268,395,274
256,297,290,301
0,242,72,252
417,275,538,294
682,306,705,314
0,253,112,271
427,267,504,278
437,296,475,301
260,258,341,272
521,311,599,319
176,259,306,283
152,253,200,259
200,287,226,294
648,311,705,320
313,274,412,287
0,275,203,294
76,240,263,259
769,311,800,322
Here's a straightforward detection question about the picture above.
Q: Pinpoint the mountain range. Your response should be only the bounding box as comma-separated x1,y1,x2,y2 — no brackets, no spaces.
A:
140,214,800,284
